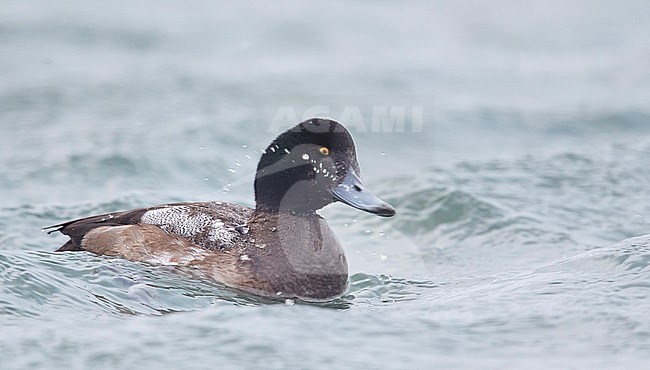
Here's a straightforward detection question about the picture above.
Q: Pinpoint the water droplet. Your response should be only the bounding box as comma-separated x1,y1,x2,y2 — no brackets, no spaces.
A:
380,254,388,260
256,243,266,249
276,291,283,296
239,254,250,261
235,161,242,167
242,145,248,148
200,147,205,150
365,229,371,234
379,230,385,237
284,148,290,154
204,178,209,181
352,219,358,223
302,153,310,160
270,227,277,232
343,223,349,227
228,168,236,173
284,299,295,306
270,147,276,152
245,154,252,159
381,152,386,156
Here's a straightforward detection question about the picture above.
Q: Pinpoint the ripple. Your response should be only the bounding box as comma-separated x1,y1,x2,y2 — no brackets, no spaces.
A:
0,250,282,321
345,272,440,306
537,234,650,274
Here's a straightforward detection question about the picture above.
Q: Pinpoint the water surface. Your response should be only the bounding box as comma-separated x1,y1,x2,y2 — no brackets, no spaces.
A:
2,1,650,368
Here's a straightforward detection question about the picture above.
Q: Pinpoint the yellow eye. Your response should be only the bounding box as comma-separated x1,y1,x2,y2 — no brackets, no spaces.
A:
319,147,330,155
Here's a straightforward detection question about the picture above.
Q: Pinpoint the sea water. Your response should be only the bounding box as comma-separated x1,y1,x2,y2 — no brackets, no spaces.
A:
1,1,649,368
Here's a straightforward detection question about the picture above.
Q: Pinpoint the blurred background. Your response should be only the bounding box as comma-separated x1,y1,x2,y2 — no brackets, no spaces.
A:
1,1,650,368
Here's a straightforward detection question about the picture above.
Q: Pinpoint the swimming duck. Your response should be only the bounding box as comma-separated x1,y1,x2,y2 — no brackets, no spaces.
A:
46,118,395,301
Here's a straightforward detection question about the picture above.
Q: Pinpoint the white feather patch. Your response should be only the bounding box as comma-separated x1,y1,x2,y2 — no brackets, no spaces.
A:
141,206,238,248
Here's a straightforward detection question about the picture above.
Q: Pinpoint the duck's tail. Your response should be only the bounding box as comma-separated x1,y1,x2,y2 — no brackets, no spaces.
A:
42,222,83,252
55,240,83,252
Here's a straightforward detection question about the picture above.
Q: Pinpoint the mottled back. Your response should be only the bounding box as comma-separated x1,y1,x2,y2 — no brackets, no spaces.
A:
47,202,253,252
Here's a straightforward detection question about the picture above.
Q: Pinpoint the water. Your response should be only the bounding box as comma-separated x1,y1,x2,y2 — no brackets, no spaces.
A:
2,1,650,368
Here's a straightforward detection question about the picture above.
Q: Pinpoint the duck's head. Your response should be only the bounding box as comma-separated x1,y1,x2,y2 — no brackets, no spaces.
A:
254,118,396,217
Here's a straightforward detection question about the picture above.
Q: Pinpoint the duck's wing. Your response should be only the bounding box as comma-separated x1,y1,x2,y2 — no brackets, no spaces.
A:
45,202,253,253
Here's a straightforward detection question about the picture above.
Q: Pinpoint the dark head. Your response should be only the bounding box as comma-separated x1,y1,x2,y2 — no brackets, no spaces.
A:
254,118,395,217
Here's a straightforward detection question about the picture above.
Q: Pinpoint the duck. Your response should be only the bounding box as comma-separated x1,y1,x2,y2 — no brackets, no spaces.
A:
45,118,395,301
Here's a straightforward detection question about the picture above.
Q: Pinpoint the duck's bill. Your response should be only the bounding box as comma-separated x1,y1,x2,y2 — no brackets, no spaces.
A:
332,167,396,217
